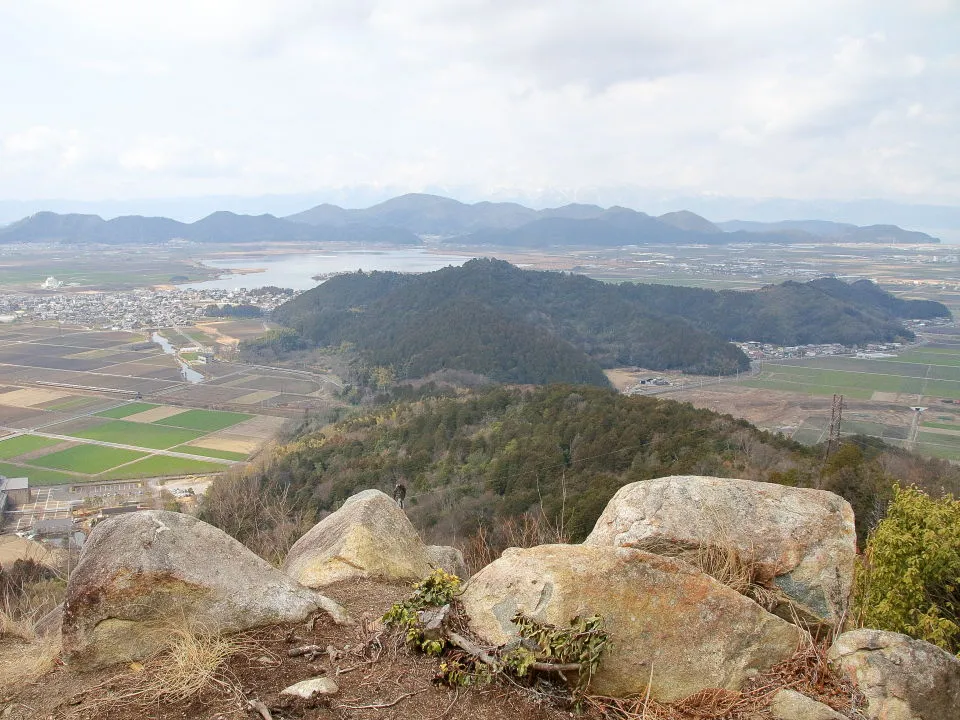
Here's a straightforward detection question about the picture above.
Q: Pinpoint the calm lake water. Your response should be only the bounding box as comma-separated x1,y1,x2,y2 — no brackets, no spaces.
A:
186,249,473,291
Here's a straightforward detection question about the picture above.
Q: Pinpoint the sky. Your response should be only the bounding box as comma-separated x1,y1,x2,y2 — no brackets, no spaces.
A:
1,0,958,217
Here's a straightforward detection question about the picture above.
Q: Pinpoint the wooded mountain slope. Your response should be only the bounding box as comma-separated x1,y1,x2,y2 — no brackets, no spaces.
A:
0,210,421,245
270,260,948,384
203,385,960,552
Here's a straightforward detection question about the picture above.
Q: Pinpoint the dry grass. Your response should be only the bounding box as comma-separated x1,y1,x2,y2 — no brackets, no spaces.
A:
585,642,864,720
0,634,61,692
134,626,250,702
462,512,568,575
629,536,782,613
80,622,256,714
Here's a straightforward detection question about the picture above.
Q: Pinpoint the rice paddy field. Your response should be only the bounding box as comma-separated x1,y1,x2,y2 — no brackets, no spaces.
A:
744,340,960,460
0,324,291,485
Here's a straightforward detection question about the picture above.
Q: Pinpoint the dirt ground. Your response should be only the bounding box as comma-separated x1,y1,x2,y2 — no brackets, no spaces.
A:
639,383,920,444
0,579,578,720
0,574,866,720
667,385,833,433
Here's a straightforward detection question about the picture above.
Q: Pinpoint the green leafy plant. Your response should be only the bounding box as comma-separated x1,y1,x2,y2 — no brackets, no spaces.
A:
855,484,959,655
510,613,608,694
383,569,461,656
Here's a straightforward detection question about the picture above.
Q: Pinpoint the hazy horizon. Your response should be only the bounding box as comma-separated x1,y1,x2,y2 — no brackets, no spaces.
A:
2,2,958,215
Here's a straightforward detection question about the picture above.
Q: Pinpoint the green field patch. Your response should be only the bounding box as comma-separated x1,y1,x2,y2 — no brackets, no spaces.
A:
840,420,908,440
915,432,960,461
103,454,226,479
153,409,252,432
172,444,248,461
0,435,62,460
744,376,874,400
95,402,159,419
68,420,203,450
0,461,75,486
881,348,960,367
180,352,199,361
37,395,104,412
749,361,955,399
30,444,146,474
917,378,960,400
922,421,960,431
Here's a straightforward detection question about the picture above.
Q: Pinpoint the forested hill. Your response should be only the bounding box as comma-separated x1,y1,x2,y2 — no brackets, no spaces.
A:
202,385,960,552
271,259,749,382
269,260,948,383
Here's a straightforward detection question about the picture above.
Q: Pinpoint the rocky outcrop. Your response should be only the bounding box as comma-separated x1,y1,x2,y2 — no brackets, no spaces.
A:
584,476,855,626
828,629,960,720
461,544,805,702
425,545,468,579
62,511,348,670
769,689,845,720
283,490,433,587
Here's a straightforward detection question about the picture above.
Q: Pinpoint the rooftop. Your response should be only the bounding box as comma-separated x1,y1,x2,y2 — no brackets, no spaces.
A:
0,476,29,491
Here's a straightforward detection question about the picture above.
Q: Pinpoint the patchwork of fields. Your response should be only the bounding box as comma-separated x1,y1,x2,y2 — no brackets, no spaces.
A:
0,324,290,485
0,398,283,484
743,341,960,460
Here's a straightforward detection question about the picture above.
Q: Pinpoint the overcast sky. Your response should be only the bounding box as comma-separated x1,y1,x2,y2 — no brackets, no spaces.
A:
1,0,958,210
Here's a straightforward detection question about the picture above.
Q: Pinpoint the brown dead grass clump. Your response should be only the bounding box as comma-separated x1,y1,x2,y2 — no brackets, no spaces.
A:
0,634,61,693
585,642,864,720
462,512,568,575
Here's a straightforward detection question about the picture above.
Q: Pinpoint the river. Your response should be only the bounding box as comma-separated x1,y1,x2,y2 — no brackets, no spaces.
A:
151,332,205,383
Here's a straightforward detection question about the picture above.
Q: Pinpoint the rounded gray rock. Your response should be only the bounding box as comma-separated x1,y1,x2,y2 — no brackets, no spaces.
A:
283,489,433,587
828,629,960,720
585,475,856,626
62,510,348,670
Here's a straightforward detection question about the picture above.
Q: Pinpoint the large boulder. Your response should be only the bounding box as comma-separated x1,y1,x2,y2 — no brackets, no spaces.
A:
283,489,433,587
828,629,960,720
584,476,855,626
461,544,805,702
62,511,348,670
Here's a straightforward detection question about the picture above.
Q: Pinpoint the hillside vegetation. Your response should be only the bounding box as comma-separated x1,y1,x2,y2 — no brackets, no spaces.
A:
202,385,960,557
267,259,948,384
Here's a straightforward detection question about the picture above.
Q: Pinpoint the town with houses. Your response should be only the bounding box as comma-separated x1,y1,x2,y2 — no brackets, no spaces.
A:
0,284,295,329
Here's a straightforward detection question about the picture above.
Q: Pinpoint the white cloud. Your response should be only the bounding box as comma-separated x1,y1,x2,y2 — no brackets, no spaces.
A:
0,0,957,205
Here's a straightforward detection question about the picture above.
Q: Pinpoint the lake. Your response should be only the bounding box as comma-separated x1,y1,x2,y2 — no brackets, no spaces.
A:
185,249,473,291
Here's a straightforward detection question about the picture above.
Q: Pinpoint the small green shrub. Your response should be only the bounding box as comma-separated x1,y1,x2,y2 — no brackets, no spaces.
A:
382,569,461,656
855,485,959,655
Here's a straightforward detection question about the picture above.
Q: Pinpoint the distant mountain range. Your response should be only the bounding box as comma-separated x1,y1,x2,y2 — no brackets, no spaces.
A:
0,193,941,247
266,259,949,385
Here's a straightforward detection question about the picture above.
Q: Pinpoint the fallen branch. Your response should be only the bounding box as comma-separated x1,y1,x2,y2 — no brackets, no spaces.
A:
447,632,583,674
423,688,460,720
334,689,425,710
247,698,273,720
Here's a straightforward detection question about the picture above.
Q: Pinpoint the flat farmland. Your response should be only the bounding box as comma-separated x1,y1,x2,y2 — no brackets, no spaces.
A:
746,349,960,403
0,247,216,291
0,434,61,459
95,402,158,419
102,454,226,479
153,409,252,432
30,444,147,474
664,340,960,462
61,419,204,450
0,324,308,485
